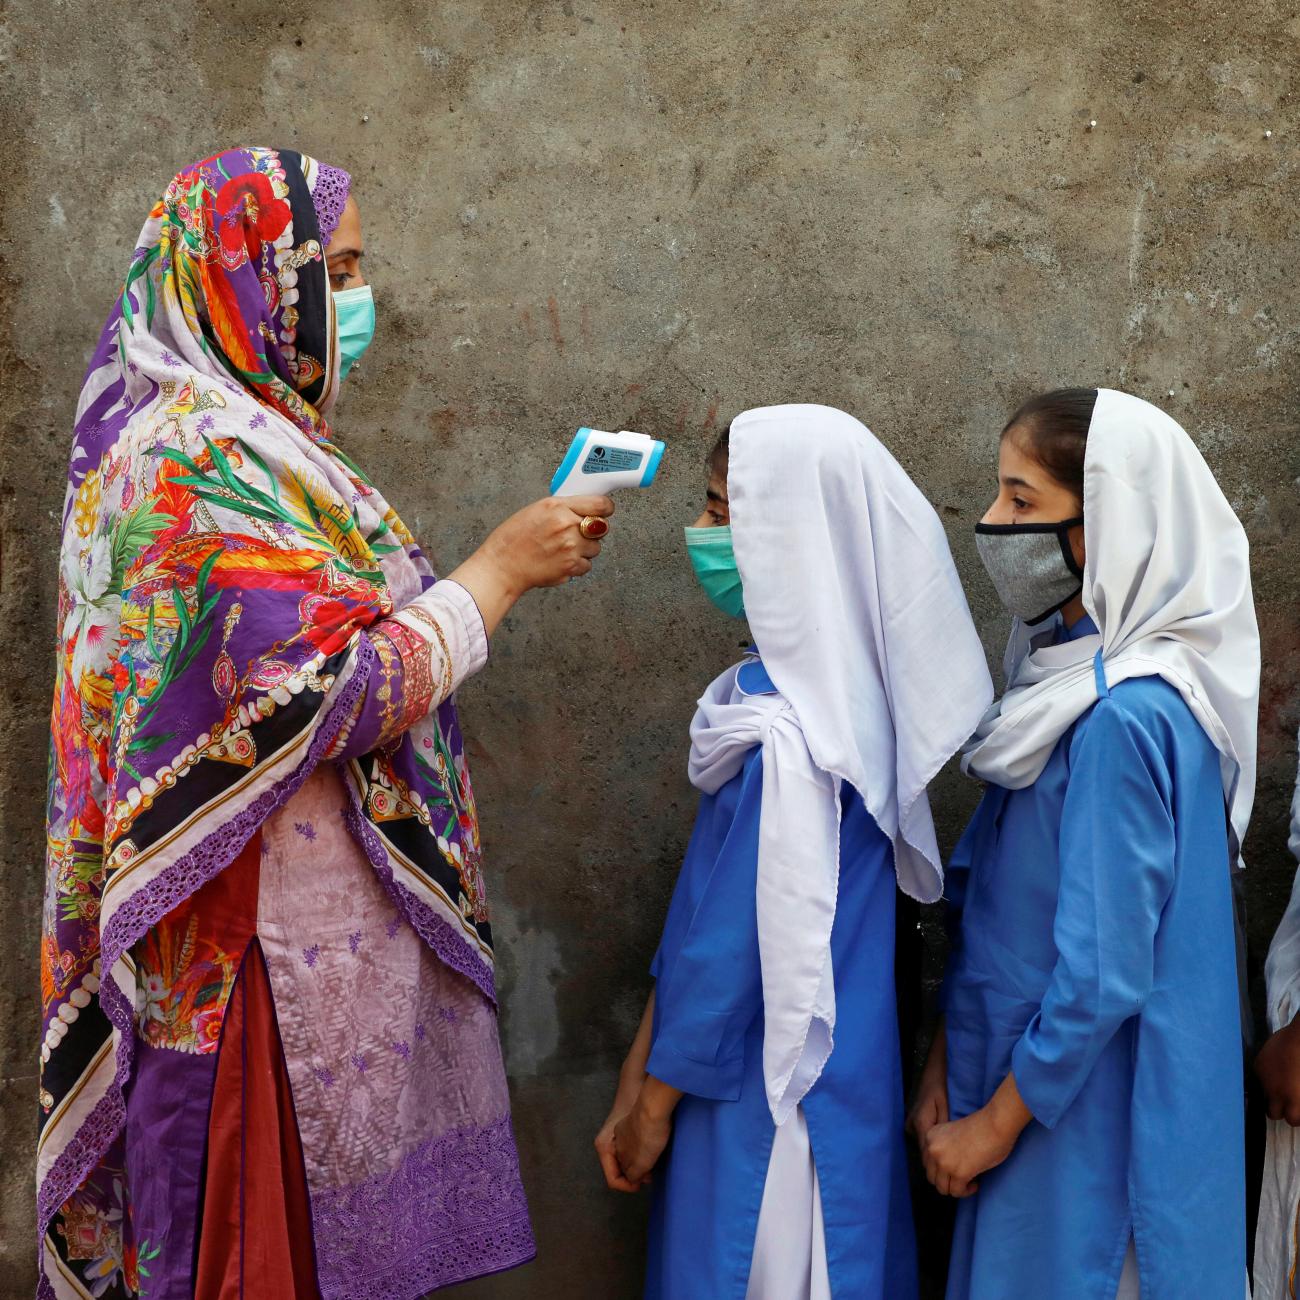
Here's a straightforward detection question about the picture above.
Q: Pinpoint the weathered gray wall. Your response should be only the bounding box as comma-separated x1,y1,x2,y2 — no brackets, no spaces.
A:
2,2,1298,1296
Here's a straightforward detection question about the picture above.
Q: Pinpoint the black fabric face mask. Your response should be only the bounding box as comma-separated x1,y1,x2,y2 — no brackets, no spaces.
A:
974,517,1084,624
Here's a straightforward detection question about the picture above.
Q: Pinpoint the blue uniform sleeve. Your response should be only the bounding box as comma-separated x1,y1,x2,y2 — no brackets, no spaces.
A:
1010,698,1177,1128
647,750,765,1102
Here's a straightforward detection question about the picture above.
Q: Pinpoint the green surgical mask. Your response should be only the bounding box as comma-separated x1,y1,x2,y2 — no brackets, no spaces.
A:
685,525,746,620
333,284,375,381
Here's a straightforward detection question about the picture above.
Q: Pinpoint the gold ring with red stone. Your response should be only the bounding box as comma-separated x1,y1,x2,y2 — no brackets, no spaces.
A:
579,515,610,540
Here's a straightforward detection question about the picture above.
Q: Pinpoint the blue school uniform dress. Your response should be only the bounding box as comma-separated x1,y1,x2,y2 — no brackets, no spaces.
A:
943,615,1245,1298
644,659,918,1300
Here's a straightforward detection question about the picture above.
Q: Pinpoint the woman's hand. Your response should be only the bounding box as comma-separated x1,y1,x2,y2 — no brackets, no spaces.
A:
612,1081,678,1186
921,1072,1031,1198
907,1017,949,1143
1256,1017,1300,1126
483,494,616,590
448,494,615,636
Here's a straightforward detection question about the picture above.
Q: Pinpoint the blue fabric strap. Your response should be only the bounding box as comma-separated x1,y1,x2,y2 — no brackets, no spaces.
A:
1092,648,1110,699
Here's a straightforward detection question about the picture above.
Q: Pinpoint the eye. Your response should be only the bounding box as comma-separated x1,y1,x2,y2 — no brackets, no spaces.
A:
330,273,350,291
1012,496,1030,511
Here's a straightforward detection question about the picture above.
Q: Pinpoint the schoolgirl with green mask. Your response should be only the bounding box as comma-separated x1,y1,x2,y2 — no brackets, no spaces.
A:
595,405,994,1299
681,443,744,618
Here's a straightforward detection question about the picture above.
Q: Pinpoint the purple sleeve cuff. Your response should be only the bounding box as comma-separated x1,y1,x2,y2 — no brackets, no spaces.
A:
388,579,489,695
432,580,490,676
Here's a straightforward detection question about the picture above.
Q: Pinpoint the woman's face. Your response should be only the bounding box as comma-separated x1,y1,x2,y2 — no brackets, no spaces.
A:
693,458,730,528
982,428,1085,569
325,195,366,291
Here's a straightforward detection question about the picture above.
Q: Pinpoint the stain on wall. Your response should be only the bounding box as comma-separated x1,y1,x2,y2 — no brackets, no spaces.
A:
1,3,1298,1296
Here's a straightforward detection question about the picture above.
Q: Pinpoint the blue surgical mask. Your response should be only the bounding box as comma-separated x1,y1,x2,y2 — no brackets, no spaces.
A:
685,525,746,620
333,284,375,381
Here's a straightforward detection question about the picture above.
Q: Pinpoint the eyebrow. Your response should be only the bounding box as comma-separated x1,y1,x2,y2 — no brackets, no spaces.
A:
1001,475,1034,490
325,246,364,260
706,487,727,503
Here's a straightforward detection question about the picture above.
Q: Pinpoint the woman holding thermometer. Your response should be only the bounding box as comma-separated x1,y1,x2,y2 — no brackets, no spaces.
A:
38,145,618,1299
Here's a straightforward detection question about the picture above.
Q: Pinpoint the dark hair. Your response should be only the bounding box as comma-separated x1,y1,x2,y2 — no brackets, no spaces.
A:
708,427,730,473
1002,387,1097,501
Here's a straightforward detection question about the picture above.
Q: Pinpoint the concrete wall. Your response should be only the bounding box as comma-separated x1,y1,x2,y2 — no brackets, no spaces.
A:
2,2,1298,1295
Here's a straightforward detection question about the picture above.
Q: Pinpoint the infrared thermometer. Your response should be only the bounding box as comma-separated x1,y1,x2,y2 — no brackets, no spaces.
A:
551,427,665,497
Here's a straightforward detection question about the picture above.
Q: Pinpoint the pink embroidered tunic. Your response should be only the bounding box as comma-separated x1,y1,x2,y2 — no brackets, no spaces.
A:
119,583,533,1300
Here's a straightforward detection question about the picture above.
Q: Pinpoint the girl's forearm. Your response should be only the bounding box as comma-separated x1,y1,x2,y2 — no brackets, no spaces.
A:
989,1071,1033,1142
620,990,682,1119
637,1073,684,1122
924,1014,947,1076
620,988,657,1083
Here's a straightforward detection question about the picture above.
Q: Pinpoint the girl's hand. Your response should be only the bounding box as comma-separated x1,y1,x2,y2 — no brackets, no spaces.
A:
907,1017,949,1143
613,1093,675,1186
1256,1017,1300,1126
596,1075,649,1193
596,992,665,1193
921,1110,1009,1198
921,1072,1031,1198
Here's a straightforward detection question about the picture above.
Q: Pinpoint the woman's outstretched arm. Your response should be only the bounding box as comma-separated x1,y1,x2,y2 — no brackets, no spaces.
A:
326,493,615,759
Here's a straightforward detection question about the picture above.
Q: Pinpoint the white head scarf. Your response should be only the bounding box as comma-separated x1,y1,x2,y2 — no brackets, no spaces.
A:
962,388,1260,865
687,403,993,1123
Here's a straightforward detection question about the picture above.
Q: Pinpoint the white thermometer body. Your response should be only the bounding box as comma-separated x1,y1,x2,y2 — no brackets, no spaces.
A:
551,428,665,497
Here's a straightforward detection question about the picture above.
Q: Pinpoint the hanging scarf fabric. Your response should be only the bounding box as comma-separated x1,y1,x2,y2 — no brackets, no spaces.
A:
1256,731,1300,1300
1264,734,1300,1038
689,404,995,1123
39,147,500,1291
962,388,1259,866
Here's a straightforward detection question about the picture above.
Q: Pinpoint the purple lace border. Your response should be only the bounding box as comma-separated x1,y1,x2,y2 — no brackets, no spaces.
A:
342,796,497,1007
36,641,373,1281
313,1114,535,1300
312,163,351,246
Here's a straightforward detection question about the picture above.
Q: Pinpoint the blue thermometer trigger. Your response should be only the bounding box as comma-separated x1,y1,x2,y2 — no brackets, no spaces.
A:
550,428,593,496
641,440,665,487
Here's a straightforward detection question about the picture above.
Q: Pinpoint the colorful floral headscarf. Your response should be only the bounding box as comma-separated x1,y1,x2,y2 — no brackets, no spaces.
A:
39,147,495,1297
